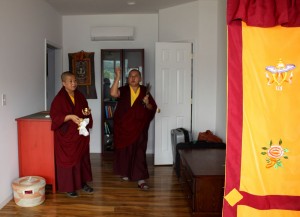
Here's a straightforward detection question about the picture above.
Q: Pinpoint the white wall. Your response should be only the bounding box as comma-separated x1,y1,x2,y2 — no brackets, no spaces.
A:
215,0,227,140
0,0,62,208
62,14,158,153
158,0,227,141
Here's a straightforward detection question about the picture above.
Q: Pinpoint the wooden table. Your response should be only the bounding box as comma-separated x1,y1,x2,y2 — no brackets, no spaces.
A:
179,148,225,217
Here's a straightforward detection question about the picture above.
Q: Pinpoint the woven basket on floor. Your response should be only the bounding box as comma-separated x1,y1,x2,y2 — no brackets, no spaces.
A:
12,176,46,207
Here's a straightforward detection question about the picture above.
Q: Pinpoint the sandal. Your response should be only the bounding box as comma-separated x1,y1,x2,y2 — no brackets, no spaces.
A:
82,184,94,194
138,183,149,190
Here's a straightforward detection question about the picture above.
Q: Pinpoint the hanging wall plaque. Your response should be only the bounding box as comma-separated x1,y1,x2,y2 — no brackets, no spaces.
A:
68,50,97,99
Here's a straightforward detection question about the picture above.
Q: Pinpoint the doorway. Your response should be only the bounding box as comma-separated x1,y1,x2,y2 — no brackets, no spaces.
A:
45,41,62,111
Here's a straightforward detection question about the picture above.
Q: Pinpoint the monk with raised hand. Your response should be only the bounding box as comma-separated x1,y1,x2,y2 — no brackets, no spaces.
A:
111,67,157,190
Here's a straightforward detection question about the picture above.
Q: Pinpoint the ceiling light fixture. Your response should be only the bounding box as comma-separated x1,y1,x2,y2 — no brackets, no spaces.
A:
127,1,136,6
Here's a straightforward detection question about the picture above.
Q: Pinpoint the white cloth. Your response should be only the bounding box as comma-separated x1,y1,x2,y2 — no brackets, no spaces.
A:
78,118,90,136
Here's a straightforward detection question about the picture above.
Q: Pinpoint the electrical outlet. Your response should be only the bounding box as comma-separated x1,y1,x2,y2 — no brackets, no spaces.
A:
2,94,6,106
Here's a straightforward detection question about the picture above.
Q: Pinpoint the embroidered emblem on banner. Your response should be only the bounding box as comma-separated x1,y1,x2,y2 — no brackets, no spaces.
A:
265,59,295,91
261,139,289,169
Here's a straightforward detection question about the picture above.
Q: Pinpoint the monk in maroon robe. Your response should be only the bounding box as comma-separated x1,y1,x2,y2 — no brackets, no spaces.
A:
111,68,157,190
50,71,94,197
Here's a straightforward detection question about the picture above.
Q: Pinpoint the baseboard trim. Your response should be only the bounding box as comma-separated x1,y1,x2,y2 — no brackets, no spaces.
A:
0,194,13,209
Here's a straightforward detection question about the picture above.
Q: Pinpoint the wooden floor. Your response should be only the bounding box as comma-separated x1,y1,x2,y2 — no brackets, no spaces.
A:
0,154,191,217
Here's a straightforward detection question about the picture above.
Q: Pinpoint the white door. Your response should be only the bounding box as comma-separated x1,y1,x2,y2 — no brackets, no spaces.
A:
154,42,192,165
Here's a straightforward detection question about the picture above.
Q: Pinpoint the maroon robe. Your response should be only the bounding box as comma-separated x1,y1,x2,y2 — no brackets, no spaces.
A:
113,85,157,181
50,87,93,192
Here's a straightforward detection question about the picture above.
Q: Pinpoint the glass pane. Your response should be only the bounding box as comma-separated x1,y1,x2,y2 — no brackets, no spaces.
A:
102,50,121,101
123,50,143,85
103,60,120,88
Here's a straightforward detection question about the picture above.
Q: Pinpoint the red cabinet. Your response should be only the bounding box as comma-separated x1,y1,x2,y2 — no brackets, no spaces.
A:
16,111,56,193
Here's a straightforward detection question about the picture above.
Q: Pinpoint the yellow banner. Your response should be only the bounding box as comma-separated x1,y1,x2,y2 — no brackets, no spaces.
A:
241,22,300,196
238,206,300,217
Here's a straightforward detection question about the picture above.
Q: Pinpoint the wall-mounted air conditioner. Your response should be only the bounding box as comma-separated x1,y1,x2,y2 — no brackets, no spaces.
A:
90,26,134,41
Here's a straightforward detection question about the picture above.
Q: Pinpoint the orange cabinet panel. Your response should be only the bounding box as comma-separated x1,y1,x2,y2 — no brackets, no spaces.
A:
16,111,56,193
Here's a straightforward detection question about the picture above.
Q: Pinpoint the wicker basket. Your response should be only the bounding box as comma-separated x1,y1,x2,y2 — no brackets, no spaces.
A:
12,176,46,207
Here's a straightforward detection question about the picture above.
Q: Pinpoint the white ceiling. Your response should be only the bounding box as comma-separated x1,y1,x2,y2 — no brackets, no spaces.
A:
45,0,197,15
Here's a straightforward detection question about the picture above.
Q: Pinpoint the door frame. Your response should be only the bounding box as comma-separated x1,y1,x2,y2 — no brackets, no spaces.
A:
44,39,62,111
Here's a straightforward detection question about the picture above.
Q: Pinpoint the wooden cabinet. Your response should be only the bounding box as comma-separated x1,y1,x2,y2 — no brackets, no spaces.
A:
100,49,144,153
179,149,225,217
16,111,56,193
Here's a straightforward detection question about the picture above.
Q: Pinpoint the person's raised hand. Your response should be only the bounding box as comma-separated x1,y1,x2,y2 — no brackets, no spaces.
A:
115,67,121,79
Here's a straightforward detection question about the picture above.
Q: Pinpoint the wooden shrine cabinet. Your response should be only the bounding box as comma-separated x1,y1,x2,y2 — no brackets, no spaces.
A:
16,111,56,193
100,49,144,154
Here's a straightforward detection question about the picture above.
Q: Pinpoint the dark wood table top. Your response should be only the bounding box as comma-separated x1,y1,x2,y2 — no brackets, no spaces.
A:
179,148,226,176
16,111,50,120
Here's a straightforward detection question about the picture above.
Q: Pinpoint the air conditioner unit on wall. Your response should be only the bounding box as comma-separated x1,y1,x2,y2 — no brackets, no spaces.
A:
90,26,134,41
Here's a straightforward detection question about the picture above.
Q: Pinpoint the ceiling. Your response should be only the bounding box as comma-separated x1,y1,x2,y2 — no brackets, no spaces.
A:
45,0,197,15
